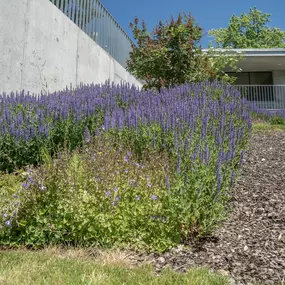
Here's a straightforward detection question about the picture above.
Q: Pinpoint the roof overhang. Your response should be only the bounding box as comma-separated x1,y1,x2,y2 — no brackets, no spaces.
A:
203,48,285,72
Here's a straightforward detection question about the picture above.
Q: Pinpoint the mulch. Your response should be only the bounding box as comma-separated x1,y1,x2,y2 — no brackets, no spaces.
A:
133,131,285,285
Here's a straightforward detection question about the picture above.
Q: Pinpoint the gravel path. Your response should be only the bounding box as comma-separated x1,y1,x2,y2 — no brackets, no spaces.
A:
135,131,285,285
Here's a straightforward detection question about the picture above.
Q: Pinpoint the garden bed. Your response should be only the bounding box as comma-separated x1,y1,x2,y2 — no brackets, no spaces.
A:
0,83,250,252
135,131,285,285
1,83,284,284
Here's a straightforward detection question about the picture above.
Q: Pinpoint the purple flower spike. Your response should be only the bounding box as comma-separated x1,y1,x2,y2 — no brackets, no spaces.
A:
136,195,141,201
106,190,111,197
113,186,118,192
22,182,30,190
84,126,91,144
177,152,181,173
4,220,11,227
151,195,158,201
165,176,170,191
112,195,120,206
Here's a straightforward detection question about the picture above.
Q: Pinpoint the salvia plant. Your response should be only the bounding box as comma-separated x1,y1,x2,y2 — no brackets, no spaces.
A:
249,102,285,124
0,81,252,251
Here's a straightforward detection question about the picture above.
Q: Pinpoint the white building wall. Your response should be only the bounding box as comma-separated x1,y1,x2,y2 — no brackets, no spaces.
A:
0,0,142,95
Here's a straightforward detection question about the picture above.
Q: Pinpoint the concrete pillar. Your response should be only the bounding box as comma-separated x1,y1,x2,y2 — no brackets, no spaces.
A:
273,71,285,105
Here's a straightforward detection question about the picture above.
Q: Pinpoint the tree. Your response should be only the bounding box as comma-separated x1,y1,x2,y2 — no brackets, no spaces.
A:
205,48,244,84
127,13,240,90
209,7,285,48
127,14,207,90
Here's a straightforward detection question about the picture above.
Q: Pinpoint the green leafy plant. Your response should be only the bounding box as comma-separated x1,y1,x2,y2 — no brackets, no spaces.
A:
127,13,237,90
269,114,285,125
209,7,285,48
0,134,243,252
0,137,176,251
204,48,244,84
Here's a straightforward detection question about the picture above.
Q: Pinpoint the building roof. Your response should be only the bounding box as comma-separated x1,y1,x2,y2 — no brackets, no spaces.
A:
203,48,285,56
203,48,285,72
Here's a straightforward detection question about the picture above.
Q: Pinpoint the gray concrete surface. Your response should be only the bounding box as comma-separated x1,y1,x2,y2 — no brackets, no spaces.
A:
0,0,142,95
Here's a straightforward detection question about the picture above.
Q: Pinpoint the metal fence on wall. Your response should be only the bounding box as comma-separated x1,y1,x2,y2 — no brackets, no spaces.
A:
234,85,285,110
49,0,133,68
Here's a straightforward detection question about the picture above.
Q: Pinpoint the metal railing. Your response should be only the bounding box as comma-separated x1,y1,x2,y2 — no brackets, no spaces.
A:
49,0,133,68
234,85,285,110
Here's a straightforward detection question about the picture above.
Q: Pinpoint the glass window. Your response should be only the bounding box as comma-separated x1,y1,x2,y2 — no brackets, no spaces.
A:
249,72,273,85
227,72,273,85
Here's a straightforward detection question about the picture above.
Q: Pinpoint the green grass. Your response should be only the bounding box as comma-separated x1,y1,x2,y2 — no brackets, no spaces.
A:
0,249,228,285
252,122,285,132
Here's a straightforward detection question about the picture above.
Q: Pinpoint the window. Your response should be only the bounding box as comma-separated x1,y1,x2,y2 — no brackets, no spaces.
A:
227,72,273,85
249,72,273,85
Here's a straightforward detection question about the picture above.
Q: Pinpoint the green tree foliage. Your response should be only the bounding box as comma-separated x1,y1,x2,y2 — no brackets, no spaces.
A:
205,48,244,84
209,7,285,48
127,13,240,90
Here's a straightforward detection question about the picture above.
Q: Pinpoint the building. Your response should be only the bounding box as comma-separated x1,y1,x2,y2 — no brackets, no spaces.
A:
0,0,142,95
204,48,285,109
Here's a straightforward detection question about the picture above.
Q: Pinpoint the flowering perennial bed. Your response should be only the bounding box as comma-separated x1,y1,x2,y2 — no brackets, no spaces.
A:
0,82,251,251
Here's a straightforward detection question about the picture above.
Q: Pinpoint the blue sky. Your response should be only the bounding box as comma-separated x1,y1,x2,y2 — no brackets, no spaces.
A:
100,0,285,47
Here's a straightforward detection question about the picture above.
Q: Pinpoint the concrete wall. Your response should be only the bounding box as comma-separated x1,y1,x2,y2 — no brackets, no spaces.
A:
0,0,142,95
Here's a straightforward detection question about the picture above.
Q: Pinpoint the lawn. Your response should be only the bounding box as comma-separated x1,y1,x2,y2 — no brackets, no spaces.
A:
0,248,228,285
252,121,285,131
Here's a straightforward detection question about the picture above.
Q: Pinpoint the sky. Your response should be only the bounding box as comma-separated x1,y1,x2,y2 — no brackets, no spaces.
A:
100,0,285,47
